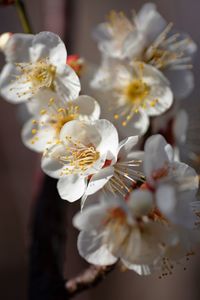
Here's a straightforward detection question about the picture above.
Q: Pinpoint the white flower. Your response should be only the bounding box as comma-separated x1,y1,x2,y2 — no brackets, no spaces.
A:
119,134,200,273
22,95,100,153
73,193,173,276
93,3,197,99
0,32,80,103
91,61,173,136
41,119,119,202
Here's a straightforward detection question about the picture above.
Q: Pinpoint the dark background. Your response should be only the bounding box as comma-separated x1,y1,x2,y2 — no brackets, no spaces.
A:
0,1,200,299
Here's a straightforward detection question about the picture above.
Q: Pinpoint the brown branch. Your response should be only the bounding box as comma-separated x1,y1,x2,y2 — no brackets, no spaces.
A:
65,264,116,298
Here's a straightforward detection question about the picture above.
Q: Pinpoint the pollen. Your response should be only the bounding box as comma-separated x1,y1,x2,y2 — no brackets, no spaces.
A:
14,57,56,98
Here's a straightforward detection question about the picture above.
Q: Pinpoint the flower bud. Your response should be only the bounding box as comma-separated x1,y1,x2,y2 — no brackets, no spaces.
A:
0,32,12,52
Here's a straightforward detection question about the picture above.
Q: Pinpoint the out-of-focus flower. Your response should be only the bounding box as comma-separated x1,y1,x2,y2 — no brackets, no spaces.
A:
22,95,100,153
42,119,119,202
91,61,173,137
73,135,200,276
0,32,80,103
141,134,199,227
67,54,84,77
73,193,173,276
93,3,197,99
0,32,12,52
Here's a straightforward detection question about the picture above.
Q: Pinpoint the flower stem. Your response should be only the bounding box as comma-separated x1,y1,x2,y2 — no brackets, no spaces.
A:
15,0,32,33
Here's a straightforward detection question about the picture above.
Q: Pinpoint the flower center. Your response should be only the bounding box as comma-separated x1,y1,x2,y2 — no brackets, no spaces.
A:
15,58,56,98
59,138,100,175
31,101,79,145
124,79,150,107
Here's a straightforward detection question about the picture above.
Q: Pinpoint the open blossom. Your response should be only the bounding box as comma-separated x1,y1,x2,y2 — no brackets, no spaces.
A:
73,193,173,276
22,95,100,153
42,117,145,205
0,31,80,103
93,3,197,99
41,119,119,202
73,136,200,276
91,61,173,136
141,134,199,228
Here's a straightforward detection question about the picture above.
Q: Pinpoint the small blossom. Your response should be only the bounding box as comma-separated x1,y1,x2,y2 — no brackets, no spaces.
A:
41,119,119,202
91,61,173,137
93,3,197,99
0,32,80,103
73,194,173,275
22,95,100,153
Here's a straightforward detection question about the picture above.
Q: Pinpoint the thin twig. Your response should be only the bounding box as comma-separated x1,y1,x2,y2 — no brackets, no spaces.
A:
66,264,116,298
15,0,32,33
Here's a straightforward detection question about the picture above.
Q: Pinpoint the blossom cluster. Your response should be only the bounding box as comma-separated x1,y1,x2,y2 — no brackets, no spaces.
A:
0,3,199,277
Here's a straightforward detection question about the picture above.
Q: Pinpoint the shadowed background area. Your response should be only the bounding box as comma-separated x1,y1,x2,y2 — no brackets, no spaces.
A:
0,1,200,299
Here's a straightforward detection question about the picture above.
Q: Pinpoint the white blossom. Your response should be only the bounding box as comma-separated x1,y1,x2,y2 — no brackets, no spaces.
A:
0,32,80,103
22,95,100,153
91,61,173,136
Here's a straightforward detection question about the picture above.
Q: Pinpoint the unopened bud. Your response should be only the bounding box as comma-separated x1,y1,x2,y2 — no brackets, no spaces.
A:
0,32,12,52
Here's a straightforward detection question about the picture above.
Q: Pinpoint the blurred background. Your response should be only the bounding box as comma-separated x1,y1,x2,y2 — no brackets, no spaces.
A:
0,0,200,299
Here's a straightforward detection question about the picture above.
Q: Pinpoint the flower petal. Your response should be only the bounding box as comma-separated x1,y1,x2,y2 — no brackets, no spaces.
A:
57,175,87,202
144,134,169,183
118,136,139,159
77,231,117,265
30,31,67,64
41,144,65,178
55,64,81,101
21,118,56,153
4,33,33,62
85,167,114,196
73,95,100,121
0,63,32,103
73,204,107,231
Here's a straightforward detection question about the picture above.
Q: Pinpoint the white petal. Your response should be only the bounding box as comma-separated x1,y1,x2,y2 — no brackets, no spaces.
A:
128,189,154,217
21,118,56,153
55,64,81,100
30,31,67,64
94,119,119,159
41,144,65,178
144,134,169,183
73,204,107,231
57,175,87,202
156,184,177,216
26,89,60,114
60,120,101,148
122,260,158,275
117,109,150,138
165,69,194,100
0,63,32,103
118,136,139,159
173,161,199,191
73,95,100,121
136,3,167,42
4,33,33,62
85,167,114,196
77,231,117,265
